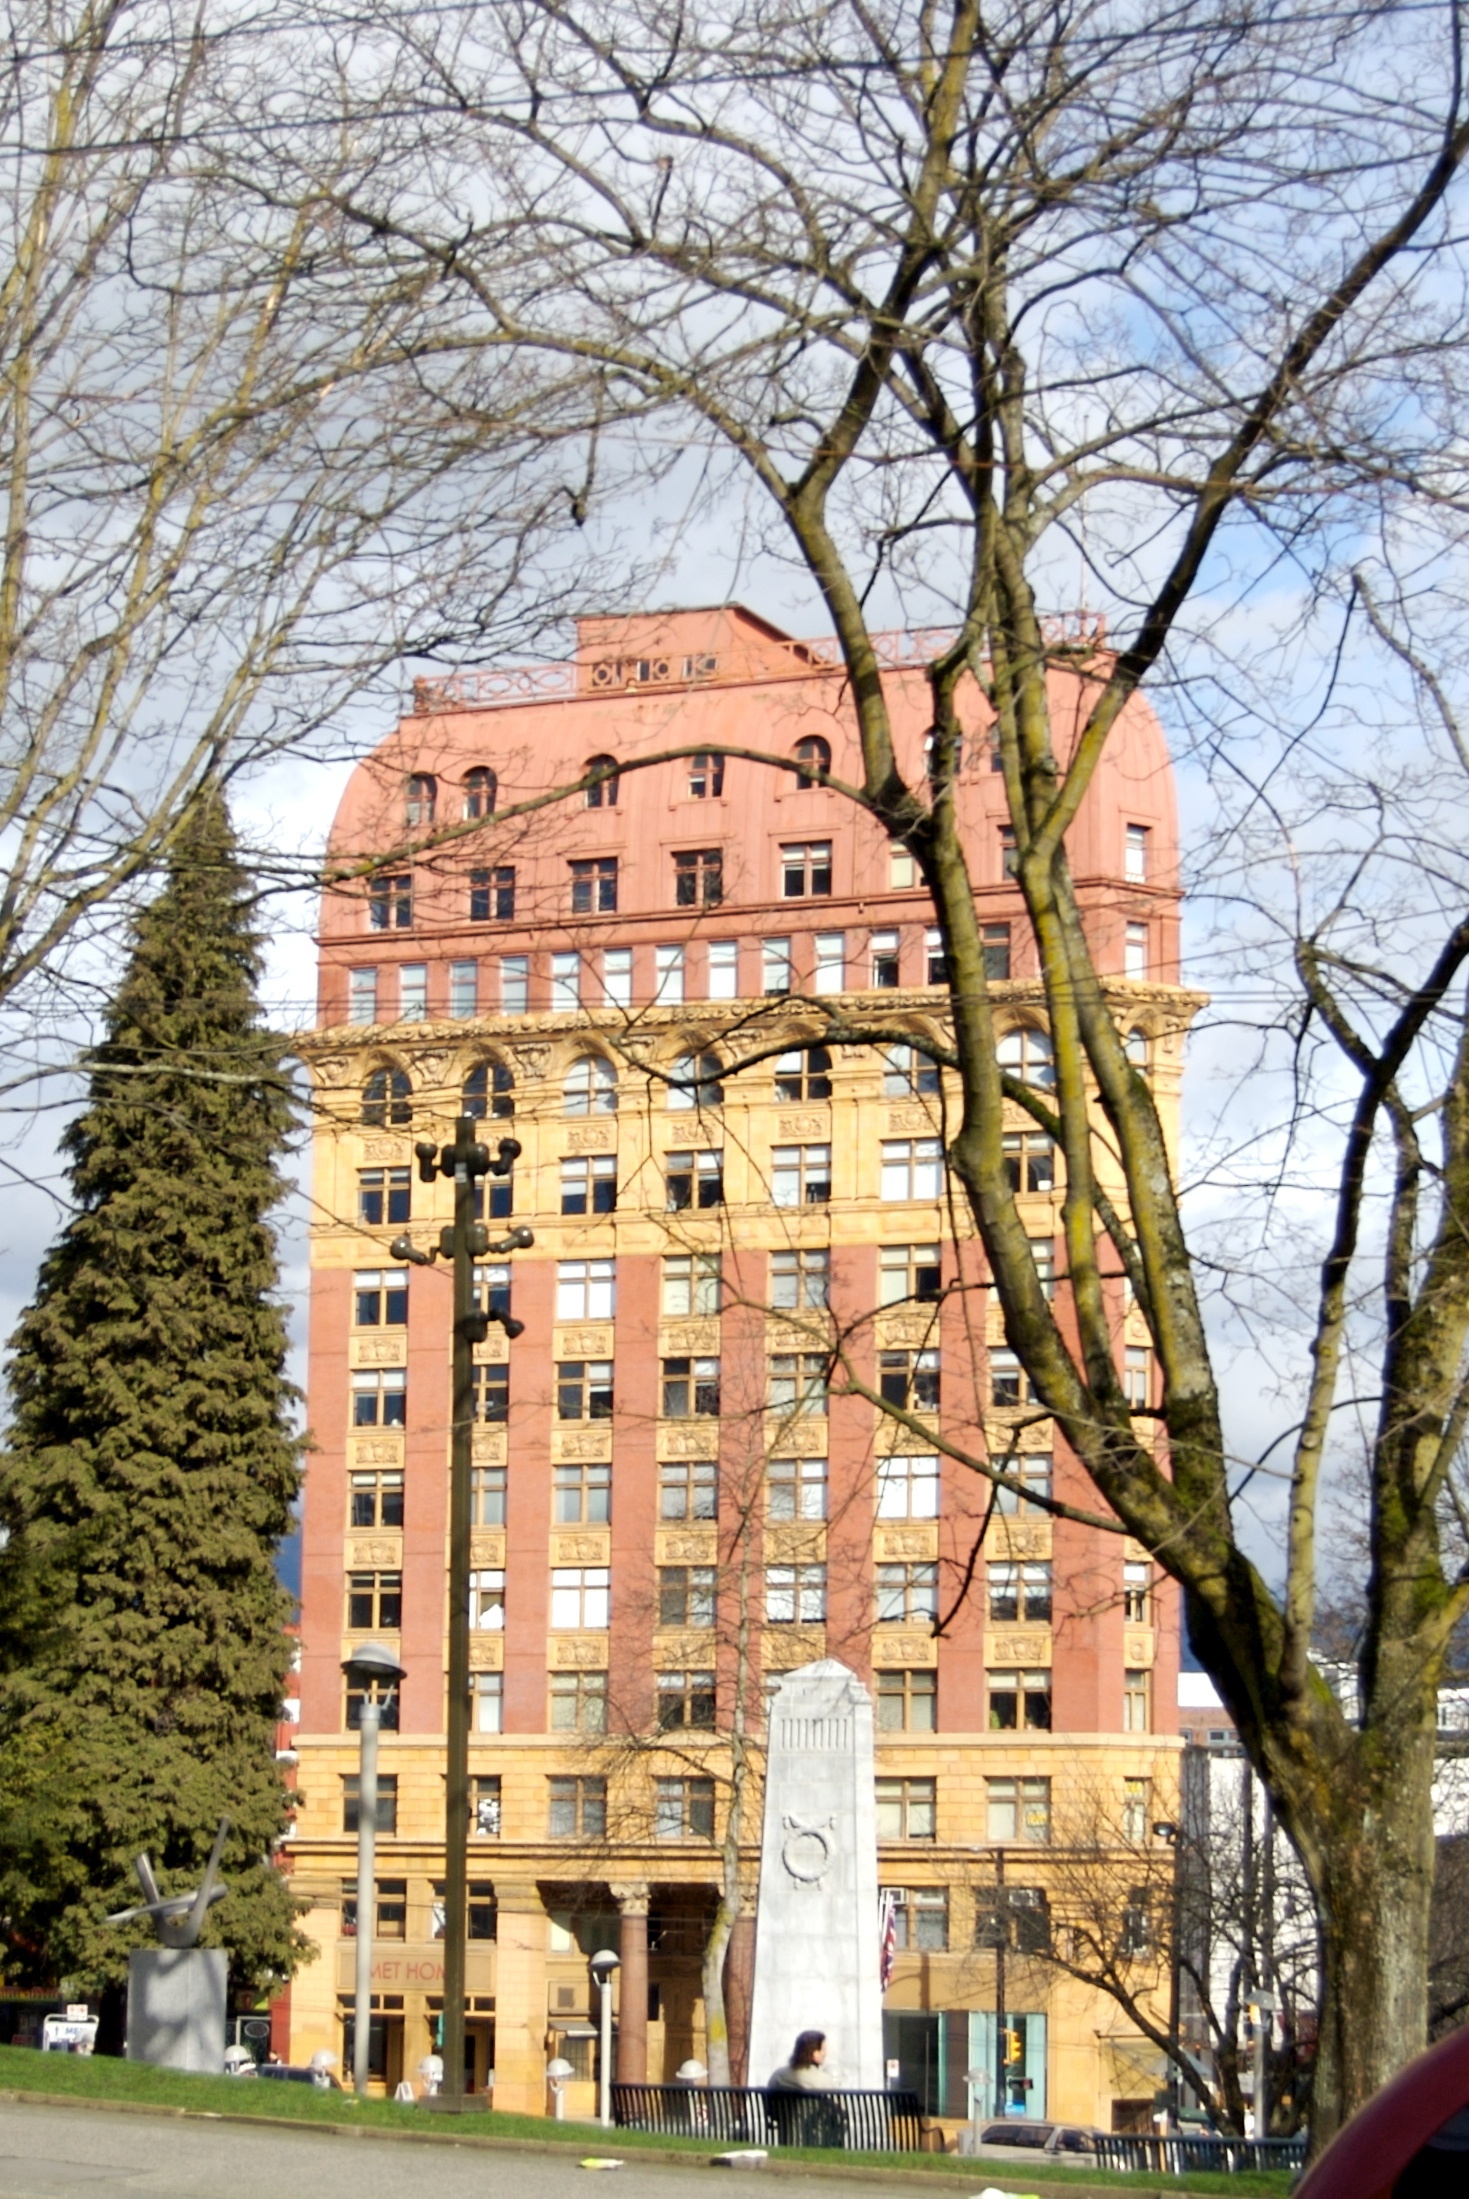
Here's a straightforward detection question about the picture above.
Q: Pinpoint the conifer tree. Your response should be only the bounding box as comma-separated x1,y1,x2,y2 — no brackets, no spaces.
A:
0,792,309,2002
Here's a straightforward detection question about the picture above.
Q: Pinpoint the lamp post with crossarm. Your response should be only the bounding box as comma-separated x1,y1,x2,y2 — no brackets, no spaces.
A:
392,1114,530,2108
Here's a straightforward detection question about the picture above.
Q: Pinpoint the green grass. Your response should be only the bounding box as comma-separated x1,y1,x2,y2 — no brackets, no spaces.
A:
0,2044,1295,2196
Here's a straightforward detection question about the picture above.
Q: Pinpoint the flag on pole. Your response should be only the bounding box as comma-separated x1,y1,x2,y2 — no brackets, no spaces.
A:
879,1889,898,1989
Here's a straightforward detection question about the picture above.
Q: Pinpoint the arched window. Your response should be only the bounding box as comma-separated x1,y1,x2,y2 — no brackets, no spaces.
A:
668,1050,724,1111
775,1046,832,1102
463,767,497,820
362,1068,412,1127
584,754,619,808
794,734,830,786
405,773,436,827
564,1054,618,1116
1125,1028,1150,1077
883,1043,940,1098
464,1059,514,1120
997,1025,1055,1089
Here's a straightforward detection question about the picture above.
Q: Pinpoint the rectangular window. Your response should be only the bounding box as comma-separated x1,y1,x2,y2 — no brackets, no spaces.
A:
985,1560,1051,1622
368,873,412,932
889,843,917,889
765,1564,827,1624
814,933,845,994
767,1456,827,1520
343,1775,398,1836
449,960,478,1019
1125,1346,1152,1408
876,1778,936,1840
870,929,900,988
885,1886,948,1949
767,1353,829,1416
674,848,724,907
688,752,724,798
556,1258,617,1321
500,955,529,1013
1124,1668,1151,1732
603,947,632,1007
1002,1131,1056,1194
398,964,428,1021
771,1143,831,1206
876,1670,937,1733
550,1567,610,1629
665,1148,723,1211
876,1562,938,1624
551,951,581,1010
344,1681,399,1733
470,1463,505,1526
988,1668,1053,1732
989,1349,1029,1407
983,923,1011,980
662,1252,722,1316
707,939,739,999
881,1139,944,1201
431,1879,498,1940
1001,825,1019,877
1124,1562,1152,1624
782,841,833,897
469,1569,505,1629
884,1043,941,1098
550,1670,608,1733
879,1348,941,1413
762,937,793,994
570,857,618,914
658,1458,717,1521
474,1262,512,1320
986,1776,1051,1844
347,1569,402,1630
350,1470,404,1529
1125,920,1149,978
351,1369,406,1428
655,1776,716,1840
561,1154,617,1216
556,1360,614,1420
661,1356,721,1418
659,1565,716,1629
470,1363,509,1423
348,968,379,1024
357,1167,410,1228
996,1455,1052,1514
548,1776,606,1839
354,1269,409,1327
657,1671,717,1730
470,865,516,922
925,928,948,986
1123,1776,1150,1844
877,1453,940,1520
770,1247,829,1309
1125,823,1150,882
879,1243,942,1306
554,1457,611,1525
474,1673,503,1735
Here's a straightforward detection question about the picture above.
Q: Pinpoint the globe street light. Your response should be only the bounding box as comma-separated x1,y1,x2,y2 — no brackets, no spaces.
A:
342,1641,406,2098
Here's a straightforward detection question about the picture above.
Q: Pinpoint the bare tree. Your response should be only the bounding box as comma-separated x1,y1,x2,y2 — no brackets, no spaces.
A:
302,0,1469,2140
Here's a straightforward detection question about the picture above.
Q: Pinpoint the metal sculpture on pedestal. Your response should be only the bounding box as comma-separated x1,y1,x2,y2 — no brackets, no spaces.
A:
110,1818,231,2071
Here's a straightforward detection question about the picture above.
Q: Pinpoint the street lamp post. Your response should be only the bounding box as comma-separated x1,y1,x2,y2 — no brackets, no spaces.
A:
1153,1819,1183,2130
393,1115,530,2109
342,1642,407,2100
590,1949,620,2126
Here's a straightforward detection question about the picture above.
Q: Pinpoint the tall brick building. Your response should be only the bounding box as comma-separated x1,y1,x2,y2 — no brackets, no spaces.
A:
284,604,1195,2129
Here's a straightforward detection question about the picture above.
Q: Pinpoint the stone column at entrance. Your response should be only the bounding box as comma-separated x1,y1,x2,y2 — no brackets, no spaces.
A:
489,1878,549,2114
611,1882,650,2083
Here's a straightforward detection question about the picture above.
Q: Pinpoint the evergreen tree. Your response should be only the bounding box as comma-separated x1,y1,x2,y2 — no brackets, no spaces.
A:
0,793,309,2001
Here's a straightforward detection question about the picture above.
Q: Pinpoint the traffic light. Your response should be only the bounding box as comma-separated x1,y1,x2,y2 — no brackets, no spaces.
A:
1005,2028,1024,2064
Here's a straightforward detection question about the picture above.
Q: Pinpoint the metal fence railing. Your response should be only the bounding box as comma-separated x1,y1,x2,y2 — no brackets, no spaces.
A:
1093,2133,1308,2175
610,2083,926,2152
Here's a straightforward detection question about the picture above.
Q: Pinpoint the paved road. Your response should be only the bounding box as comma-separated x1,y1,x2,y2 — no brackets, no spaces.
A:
0,2102,941,2199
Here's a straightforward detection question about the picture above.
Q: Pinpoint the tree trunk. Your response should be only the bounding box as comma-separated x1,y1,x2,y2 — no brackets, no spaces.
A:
702,1894,737,2085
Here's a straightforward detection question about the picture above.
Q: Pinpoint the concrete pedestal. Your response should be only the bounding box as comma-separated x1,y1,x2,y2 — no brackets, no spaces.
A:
126,1947,227,2073
747,1659,884,2090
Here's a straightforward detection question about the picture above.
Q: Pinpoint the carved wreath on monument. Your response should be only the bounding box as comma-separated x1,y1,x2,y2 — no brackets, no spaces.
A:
781,1813,835,1886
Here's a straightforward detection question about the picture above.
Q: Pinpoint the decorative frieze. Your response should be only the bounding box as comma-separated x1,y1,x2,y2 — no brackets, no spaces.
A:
871,1631,939,1668
553,1634,610,1669
763,1626,826,1669
472,1332,510,1364
471,1429,507,1465
468,1634,504,1671
350,1434,404,1467
659,1319,721,1356
874,1523,938,1561
989,1519,1052,1560
551,1529,612,1565
987,1629,1053,1666
350,1334,407,1369
555,1323,615,1359
876,1310,942,1349
348,1535,403,1568
774,1111,829,1139
470,1531,506,1568
562,1122,616,1154
764,1522,827,1563
885,1103,940,1135
655,1528,718,1565
1123,1630,1156,1668
553,1426,613,1463
657,1422,719,1460
361,1136,411,1165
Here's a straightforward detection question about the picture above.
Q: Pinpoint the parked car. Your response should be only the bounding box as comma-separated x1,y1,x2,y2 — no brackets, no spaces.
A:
255,2064,342,2091
965,2120,1100,2164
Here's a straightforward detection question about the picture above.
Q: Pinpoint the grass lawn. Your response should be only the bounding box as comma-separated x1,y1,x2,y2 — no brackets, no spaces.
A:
0,2045,1296,2197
